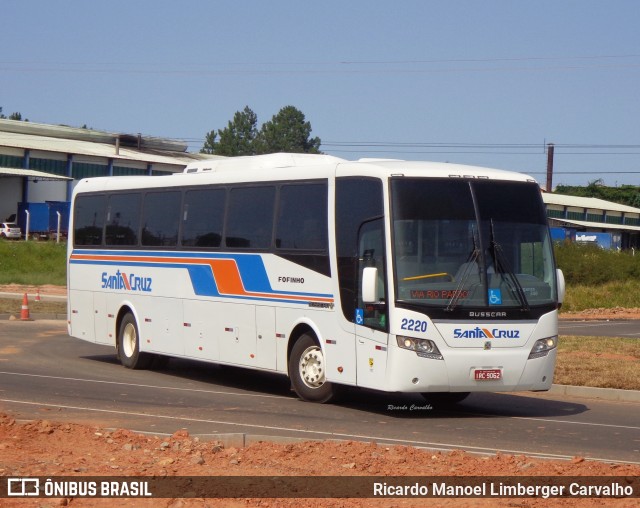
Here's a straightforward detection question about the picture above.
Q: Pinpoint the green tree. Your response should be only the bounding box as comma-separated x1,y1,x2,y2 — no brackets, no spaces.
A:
255,105,321,154
200,130,218,154
555,181,640,208
0,107,27,121
201,106,258,156
201,105,322,156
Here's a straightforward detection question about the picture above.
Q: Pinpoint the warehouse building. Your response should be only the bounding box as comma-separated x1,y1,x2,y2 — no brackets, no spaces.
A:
0,118,217,226
544,192,640,250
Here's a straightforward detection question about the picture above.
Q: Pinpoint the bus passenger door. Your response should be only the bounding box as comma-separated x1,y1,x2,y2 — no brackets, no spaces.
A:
355,219,390,390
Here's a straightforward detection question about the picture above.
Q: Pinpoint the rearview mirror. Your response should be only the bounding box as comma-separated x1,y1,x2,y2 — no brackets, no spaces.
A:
556,268,566,306
362,266,378,304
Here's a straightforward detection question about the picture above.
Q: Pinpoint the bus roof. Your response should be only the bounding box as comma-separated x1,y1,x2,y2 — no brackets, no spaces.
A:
73,153,538,194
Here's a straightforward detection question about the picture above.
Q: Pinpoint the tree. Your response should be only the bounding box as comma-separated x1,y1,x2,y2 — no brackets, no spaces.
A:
0,107,27,121
555,182,640,208
201,105,321,156
255,105,321,154
200,130,218,154
201,106,258,156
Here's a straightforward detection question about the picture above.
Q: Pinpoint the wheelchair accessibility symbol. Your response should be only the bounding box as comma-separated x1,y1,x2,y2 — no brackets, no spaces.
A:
355,309,364,325
488,289,502,305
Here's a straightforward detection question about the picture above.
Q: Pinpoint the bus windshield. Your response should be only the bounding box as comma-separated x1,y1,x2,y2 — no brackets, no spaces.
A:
392,178,557,312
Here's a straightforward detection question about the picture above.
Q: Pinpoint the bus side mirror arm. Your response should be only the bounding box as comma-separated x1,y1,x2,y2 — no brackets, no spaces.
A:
362,266,379,304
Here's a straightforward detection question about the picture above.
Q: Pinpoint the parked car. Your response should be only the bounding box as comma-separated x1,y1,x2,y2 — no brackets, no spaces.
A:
0,222,21,239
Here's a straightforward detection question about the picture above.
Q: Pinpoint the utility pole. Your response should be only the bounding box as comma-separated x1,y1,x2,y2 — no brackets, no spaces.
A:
546,143,555,191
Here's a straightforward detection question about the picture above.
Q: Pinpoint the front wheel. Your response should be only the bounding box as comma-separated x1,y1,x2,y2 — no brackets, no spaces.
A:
289,333,336,403
118,313,152,369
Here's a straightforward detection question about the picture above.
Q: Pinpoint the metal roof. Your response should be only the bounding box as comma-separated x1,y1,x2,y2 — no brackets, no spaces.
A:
0,118,224,170
549,217,640,232
0,166,72,181
543,192,640,214
0,130,219,168
0,118,188,152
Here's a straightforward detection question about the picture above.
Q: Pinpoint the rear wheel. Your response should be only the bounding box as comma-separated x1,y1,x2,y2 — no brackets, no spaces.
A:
118,313,152,369
289,333,336,403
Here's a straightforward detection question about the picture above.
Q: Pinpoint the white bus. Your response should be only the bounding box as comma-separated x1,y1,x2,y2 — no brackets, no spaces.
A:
67,153,564,404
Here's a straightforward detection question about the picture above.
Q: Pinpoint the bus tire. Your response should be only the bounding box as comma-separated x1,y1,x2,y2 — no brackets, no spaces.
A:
289,333,336,403
421,392,470,406
118,313,152,370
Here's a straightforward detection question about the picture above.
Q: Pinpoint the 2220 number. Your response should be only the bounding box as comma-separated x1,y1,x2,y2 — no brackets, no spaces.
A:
400,318,428,333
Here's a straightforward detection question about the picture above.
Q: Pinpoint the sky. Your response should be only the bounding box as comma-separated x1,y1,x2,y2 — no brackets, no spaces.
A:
2,0,640,188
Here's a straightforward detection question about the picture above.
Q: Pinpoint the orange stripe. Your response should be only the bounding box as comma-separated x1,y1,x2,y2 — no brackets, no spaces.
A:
208,259,246,295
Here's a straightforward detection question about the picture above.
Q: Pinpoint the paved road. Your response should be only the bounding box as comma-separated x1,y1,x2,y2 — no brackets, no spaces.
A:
1,321,639,464
559,320,640,338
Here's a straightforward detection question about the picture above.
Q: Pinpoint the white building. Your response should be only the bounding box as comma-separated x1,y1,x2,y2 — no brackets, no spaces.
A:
0,118,219,222
543,192,640,249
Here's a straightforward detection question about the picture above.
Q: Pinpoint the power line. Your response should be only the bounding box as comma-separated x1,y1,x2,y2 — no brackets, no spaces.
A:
2,53,640,76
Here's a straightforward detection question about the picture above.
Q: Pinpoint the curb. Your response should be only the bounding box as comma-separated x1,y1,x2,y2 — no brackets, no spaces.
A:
0,291,66,301
1,313,67,321
547,384,640,403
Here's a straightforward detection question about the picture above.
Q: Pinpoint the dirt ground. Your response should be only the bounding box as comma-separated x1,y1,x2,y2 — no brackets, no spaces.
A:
1,284,639,507
1,413,639,508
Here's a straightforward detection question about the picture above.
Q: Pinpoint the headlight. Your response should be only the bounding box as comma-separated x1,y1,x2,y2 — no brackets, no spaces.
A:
396,335,443,360
528,336,558,359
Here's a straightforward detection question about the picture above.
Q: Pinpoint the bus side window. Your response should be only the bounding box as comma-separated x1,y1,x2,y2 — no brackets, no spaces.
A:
335,177,385,328
276,182,328,250
357,218,387,331
105,193,141,246
73,194,106,246
225,186,275,249
141,191,181,247
182,188,225,248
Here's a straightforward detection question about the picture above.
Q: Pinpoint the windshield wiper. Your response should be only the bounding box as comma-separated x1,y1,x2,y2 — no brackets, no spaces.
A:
446,230,481,312
489,220,530,311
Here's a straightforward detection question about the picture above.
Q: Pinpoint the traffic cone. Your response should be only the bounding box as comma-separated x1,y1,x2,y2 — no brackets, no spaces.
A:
35,289,41,302
20,293,32,321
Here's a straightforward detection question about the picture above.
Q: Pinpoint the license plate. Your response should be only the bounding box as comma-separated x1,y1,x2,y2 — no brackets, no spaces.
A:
474,369,502,380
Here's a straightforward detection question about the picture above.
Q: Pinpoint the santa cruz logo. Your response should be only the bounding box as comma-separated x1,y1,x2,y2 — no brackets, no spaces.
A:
101,270,152,292
453,327,520,339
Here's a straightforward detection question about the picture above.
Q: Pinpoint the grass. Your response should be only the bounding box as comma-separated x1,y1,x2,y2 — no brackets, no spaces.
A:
562,280,640,312
0,240,67,286
555,242,640,285
554,336,640,391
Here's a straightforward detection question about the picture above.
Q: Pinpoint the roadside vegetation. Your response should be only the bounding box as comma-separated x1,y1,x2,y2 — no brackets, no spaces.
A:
554,242,640,311
0,239,638,390
0,240,66,286
554,336,639,391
